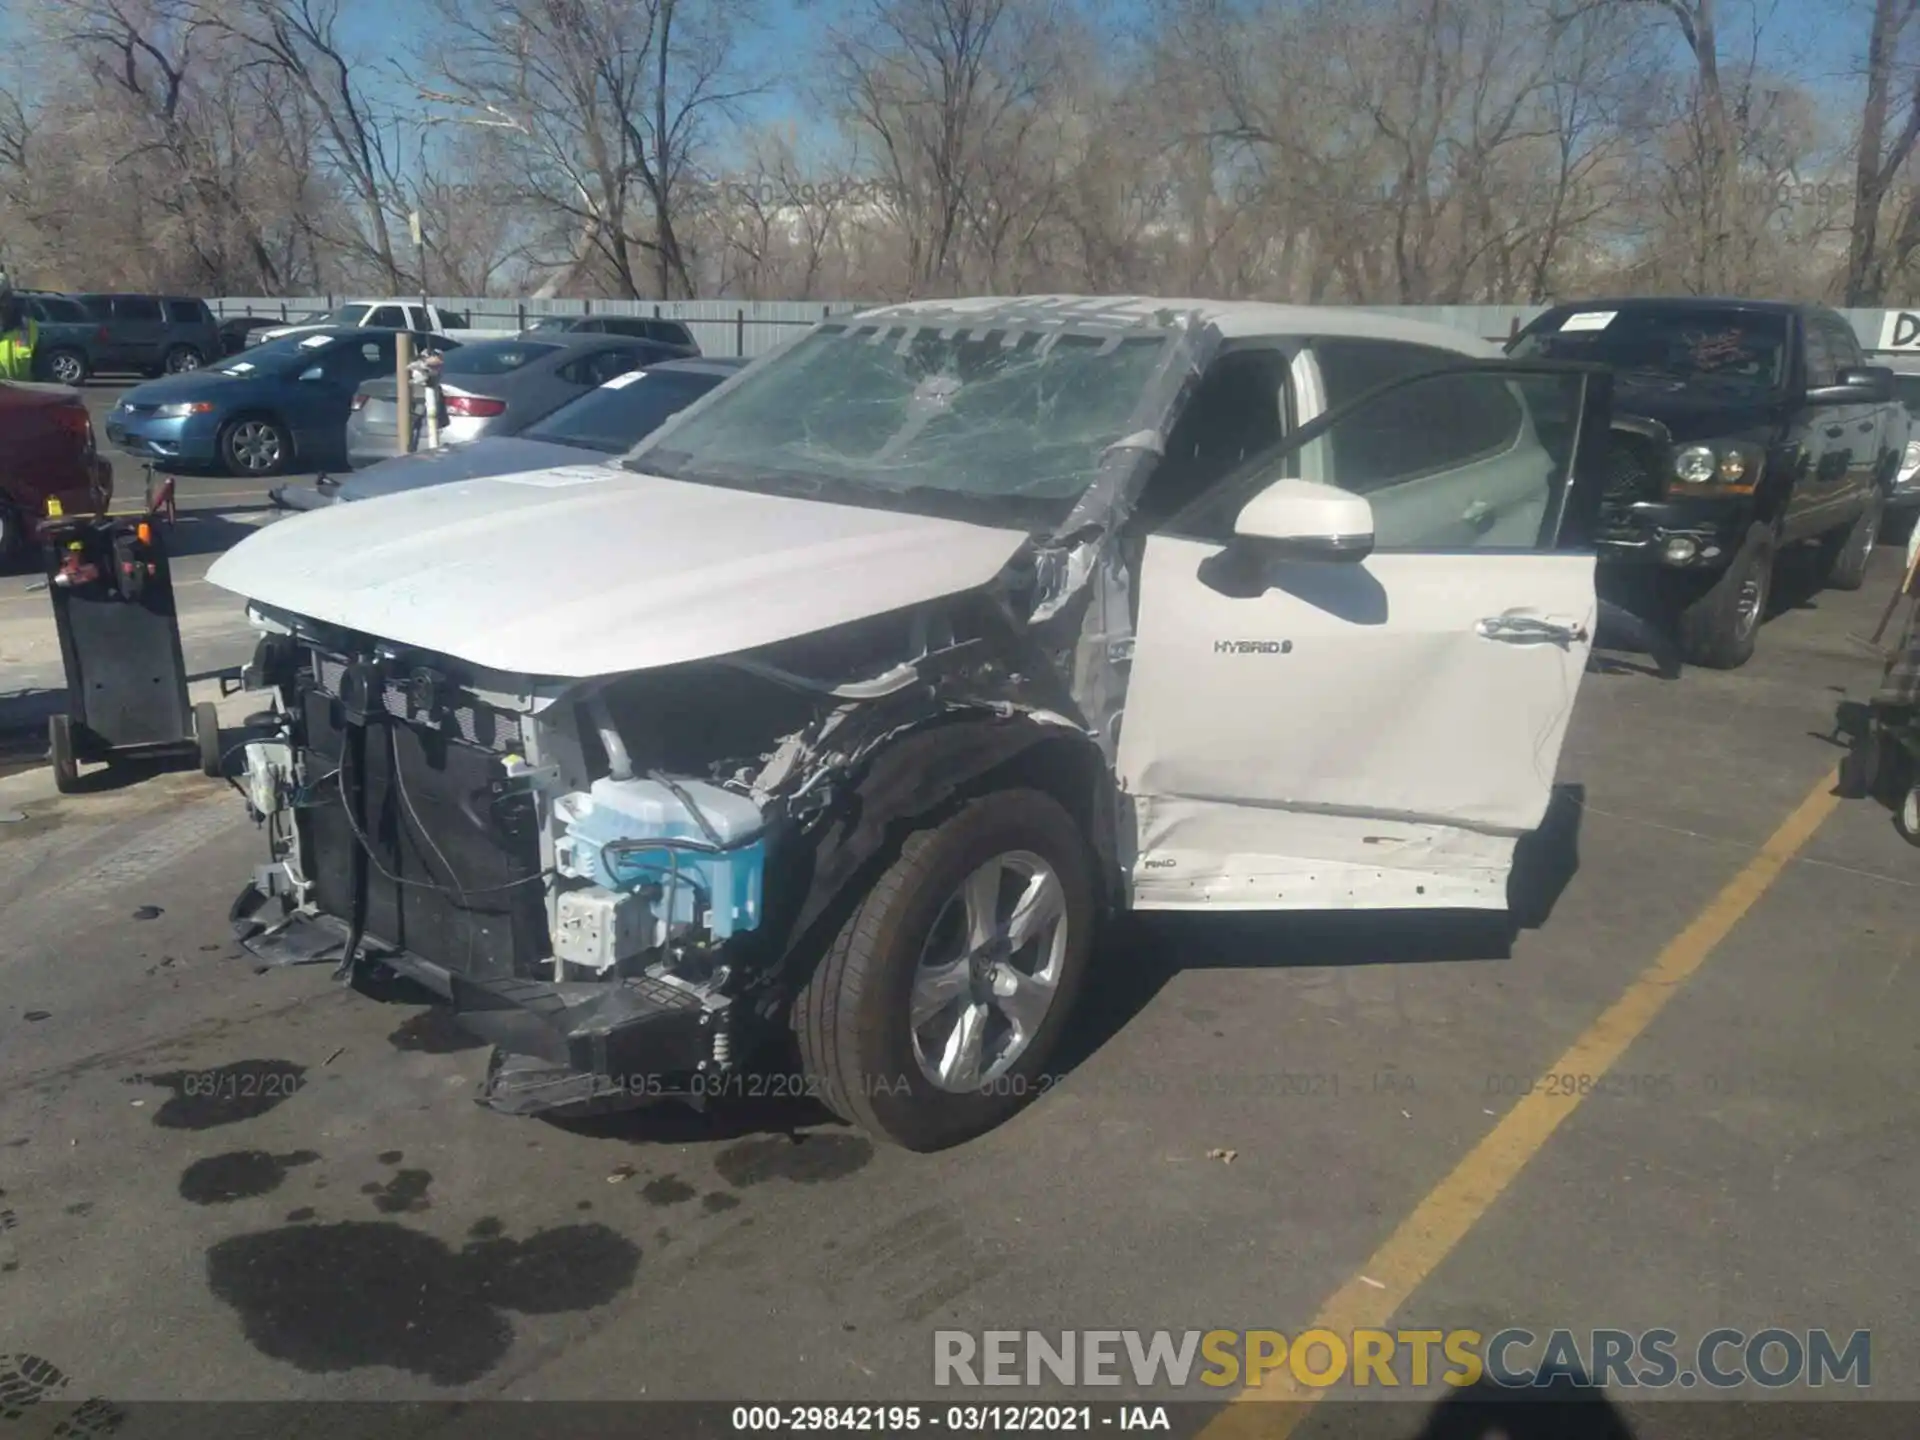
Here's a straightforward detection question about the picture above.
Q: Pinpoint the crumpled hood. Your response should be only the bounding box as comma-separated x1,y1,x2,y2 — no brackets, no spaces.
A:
206,464,1031,679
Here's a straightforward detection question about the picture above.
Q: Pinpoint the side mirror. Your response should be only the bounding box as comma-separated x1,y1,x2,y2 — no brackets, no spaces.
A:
1807,364,1893,406
1231,477,1375,563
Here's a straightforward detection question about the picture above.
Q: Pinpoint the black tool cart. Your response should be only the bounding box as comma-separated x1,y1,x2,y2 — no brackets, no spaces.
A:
39,471,221,792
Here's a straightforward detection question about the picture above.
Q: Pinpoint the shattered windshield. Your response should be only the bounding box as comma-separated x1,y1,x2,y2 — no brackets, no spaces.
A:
623,320,1175,525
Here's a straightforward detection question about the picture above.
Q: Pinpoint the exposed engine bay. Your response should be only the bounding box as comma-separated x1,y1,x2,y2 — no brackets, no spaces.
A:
227,564,1122,1118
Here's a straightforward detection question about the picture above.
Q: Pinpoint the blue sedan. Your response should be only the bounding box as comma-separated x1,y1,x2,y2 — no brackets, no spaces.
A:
103,328,457,477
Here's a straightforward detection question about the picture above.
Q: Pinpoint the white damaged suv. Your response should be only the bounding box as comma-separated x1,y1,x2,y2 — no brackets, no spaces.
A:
207,296,1614,1151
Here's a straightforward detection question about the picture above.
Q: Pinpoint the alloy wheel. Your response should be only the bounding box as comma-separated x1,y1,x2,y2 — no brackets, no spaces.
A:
909,850,1069,1092
49,353,84,385
228,421,283,473
167,348,203,373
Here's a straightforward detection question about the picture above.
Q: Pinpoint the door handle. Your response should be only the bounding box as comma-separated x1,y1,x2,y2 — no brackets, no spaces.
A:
1825,425,1846,438
1859,421,1875,431
1476,614,1589,646
1461,499,1497,531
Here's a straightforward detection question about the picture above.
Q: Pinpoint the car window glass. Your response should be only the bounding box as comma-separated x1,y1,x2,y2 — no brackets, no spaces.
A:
364,305,407,329
165,300,203,323
1133,349,1290,528
317,337,393,382
75,295,112,321
1175,366,1578,552
1891,373,1920,415
580,348,645,385
524,370,723,453
1802,320,1836,389
1313,338,1524,481
110,296,161,322
37,297,88,322
441,340,560,376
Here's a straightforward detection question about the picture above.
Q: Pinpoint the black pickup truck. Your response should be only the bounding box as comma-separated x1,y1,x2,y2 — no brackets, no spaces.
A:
1508,298,1905,668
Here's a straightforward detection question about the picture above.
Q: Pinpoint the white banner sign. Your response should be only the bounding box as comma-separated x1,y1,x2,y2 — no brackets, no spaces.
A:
1877,311,1920,350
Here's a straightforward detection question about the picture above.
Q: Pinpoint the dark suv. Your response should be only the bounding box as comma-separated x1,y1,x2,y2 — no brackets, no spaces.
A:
520,314,700,352
20,293,103,385
71,293,222,377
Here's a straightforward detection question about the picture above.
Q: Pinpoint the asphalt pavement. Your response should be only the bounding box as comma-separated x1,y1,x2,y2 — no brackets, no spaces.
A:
0,459,1913,1430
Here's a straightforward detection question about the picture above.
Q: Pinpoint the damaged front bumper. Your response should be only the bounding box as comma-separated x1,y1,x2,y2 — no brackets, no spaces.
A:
225,585,1107,1118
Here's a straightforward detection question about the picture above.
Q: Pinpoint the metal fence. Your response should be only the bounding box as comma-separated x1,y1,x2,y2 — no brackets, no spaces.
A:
208,296,1920,356
211,296,870,357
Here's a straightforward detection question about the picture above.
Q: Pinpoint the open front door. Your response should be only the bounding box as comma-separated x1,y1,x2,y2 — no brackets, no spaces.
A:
1116,360,1608,911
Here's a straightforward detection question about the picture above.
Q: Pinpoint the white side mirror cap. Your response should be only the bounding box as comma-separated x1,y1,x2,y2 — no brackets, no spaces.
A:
1232,478,1374,562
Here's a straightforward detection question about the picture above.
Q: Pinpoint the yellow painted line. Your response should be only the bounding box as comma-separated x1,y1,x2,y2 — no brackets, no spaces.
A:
1199,769,1842,1440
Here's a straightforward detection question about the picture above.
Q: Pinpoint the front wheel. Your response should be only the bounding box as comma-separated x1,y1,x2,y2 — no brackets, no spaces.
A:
49,715,79,794
43,348,88,386
220,416,290,477
164,345,204,374
1819,491,1883,593
793,788,1097,1151
1675,521,1774,670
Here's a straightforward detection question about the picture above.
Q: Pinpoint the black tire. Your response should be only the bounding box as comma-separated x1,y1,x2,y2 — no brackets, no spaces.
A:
195,701,223,778
1676,521,1774,670
49,714,79,794
793,788,1097,1152
1819,490,1883,593
219,415,291,477
163,344,204,374
43,348,88,386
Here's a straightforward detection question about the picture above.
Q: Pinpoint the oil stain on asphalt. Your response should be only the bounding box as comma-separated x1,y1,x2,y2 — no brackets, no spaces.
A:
640,1175,696,1206
362,1170,433,1214
126,1060,308,1129
205,1221,640,1384
713,1132,873,1187
179,1150,321,1205
387,1010,486,1054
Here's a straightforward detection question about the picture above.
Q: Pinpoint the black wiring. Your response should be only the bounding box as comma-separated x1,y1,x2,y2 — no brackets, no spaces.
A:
333,731,553,900
646,768,728,848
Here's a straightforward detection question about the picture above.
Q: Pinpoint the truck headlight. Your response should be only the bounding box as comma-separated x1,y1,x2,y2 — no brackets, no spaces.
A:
1899,439,1920,485
1673,445,1718,484
1670,440,1763,490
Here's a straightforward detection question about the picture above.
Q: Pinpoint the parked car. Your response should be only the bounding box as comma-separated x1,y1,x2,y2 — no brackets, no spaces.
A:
272,357,748,510
1508,298,1904,668
219,315,286,356
342,333,699,468
1876,355,1920,531
209,296,1613,1150
520,313,701,352
20,293,103,385
250,300,504,347
71,293,221,376
104,328,459,477
0,381,112,566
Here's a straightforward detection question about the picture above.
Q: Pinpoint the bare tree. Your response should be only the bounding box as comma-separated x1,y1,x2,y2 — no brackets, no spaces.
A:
1846,0,1920,302
425,0,759,299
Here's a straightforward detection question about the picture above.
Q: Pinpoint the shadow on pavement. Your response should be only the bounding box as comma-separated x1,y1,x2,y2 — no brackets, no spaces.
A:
1050,782,1584,1085
1399,1377,1638,1439
158,505,278,559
